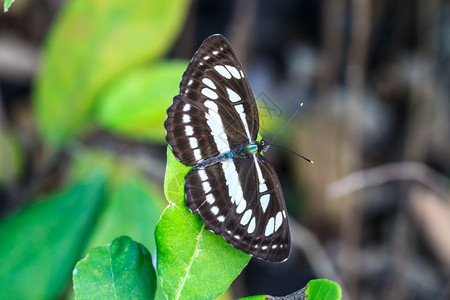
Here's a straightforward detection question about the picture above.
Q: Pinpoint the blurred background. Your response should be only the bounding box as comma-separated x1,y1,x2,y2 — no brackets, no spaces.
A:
0,0,449,299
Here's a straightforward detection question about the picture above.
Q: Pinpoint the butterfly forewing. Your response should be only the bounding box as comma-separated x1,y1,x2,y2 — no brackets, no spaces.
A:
165,34,259,166
165,34,291,262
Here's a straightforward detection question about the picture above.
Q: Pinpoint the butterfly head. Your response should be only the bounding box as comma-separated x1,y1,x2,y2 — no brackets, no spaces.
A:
258,139,271,153
242,140,270,156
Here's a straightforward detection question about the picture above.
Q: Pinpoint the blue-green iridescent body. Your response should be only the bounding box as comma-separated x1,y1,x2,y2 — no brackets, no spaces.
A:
193,140,270,170
226,143,258,158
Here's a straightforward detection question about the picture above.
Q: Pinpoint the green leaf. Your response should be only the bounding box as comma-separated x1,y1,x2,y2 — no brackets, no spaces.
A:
0,127,23,183
163,147,192,207
68,148,165,254
239,279,341,300
95,60,188,143
238,296,266,300
84,170,165,255
155,147,250,299
34,0,191,147
0,171,106,299
3,0,14,12
305,279,341,300
68,149,166,300
73,236,156,299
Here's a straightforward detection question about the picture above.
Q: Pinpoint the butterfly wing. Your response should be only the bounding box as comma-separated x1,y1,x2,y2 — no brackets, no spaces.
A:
185,153,290,262
165,34,259,166
165,34,290,262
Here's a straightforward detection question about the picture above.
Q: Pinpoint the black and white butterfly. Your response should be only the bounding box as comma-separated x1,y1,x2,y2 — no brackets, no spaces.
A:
165,34,290,262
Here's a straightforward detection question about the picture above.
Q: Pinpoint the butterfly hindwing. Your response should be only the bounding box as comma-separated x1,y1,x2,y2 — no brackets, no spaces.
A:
185,153,290,262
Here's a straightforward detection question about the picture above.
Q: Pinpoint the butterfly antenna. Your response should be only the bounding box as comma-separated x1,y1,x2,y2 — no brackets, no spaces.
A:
270,143,314,164
268,103,303,144
267,103,313,164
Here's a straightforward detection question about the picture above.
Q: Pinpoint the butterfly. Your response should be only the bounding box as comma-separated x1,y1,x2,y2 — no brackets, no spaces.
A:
164,34,290,262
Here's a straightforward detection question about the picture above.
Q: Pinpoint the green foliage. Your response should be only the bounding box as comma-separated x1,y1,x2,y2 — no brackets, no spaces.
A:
94,61,188,143
306,279,342,300
239,279,342,300
3,0,14,12
70,150,166,299
155,148,250,299
238,296,266,300
34,0,190,147
73,236,156,299
69,149,166,254
0,128,23,184
0,148,167,299
0,171,106,299
1,0,194,298
2,0,339,298
82,161,165,255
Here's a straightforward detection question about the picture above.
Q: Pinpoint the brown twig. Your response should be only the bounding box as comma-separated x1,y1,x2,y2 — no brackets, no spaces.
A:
326,161,449,200
289,218,351,300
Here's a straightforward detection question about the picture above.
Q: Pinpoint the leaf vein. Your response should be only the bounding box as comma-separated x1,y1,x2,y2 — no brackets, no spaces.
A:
174,224,205,300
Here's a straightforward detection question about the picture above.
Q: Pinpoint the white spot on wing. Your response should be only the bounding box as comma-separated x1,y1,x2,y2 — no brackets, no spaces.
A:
226,87,241,102
202,181,211,193
189,137,198,149
265,217,275,236
211,206,219,215
235,104,252,141
202,88,218,99
247,217,256,233
275,211,283,232
183,104,190,112
254,156,268,193
212,50,219,55
187,79,193,86
202,78,216,89
185,126,194,136
204,100,230,153
221,160,245,209
225,65,241,79
183,114,191,123
198,169,207,181
214,65,232,79
193,149,202,161
259,184,268,193
236,198,246,214
204,55,210,60
240,209,252,226
260,194,270,213
204,100,218,112
206,193,215,204
218,215,225,222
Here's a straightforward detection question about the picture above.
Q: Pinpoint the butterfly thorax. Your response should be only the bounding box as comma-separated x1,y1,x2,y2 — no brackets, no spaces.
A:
193,140,270,170
227,139,270,157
